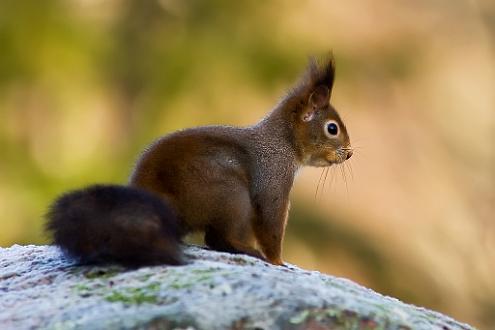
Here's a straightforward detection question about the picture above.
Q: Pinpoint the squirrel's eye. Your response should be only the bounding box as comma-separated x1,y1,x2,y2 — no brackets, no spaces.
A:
326,122,339,136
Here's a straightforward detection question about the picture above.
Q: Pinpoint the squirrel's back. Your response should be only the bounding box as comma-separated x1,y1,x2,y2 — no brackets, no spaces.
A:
45,185,184,266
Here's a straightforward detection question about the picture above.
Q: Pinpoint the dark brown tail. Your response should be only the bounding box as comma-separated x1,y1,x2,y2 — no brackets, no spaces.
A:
45,184,184,266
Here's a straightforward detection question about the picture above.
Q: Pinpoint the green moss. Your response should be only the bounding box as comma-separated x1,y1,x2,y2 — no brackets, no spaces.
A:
73,283,90,291
167,276,202,289
72,282,109,298
104,282,162,305
71,266,237,305
146,282,161,291
72,278,165,305
73,283,92,297
166,268,229,289
105,290,157,305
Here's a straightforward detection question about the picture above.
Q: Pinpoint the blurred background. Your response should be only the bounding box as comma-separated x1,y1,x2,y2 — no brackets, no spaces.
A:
1,0,494,327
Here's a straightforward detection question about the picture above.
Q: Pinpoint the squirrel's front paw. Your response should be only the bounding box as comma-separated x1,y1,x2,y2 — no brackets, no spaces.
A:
267,258,285,266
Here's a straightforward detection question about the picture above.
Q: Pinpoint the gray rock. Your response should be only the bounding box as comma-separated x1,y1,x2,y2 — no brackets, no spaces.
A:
0,244,475,330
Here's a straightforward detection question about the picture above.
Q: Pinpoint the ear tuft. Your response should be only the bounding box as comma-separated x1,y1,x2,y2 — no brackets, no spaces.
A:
281,52,336,112
305,52,336,95
279,51,337,119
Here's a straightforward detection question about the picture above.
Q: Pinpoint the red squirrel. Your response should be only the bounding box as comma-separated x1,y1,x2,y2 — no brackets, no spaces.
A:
46,54,352,267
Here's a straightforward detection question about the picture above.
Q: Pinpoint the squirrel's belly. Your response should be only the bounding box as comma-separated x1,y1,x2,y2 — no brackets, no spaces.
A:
173,173,254,231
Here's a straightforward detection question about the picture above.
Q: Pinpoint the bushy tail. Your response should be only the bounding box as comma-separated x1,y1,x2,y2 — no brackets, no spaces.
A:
45,184,183,266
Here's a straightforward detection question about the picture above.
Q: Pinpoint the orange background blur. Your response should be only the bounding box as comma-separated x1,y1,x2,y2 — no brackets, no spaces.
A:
1,0,494,328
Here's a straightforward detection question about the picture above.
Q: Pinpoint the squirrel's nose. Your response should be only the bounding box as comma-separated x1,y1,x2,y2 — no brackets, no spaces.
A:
346,150,353,160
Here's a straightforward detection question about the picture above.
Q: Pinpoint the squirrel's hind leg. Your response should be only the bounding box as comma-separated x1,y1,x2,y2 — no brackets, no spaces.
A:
204,226,266,262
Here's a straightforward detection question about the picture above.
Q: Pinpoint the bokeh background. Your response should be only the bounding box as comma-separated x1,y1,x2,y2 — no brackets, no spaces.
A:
1,0,494,327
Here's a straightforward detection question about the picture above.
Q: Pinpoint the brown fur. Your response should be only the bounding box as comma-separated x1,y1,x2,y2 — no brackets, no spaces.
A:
129,53,351,265
46,53,352,266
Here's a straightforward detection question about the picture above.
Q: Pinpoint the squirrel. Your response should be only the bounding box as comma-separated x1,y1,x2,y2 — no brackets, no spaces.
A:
45,54,352,267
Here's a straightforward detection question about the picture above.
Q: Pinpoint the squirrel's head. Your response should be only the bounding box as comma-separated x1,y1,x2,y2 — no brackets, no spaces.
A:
286,54,352,167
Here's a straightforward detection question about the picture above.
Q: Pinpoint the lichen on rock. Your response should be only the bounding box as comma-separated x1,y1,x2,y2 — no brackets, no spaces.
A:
0,244,475,330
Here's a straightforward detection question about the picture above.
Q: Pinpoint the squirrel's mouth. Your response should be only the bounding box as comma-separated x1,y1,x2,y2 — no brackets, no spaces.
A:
306,147,353,167
327,147,353,165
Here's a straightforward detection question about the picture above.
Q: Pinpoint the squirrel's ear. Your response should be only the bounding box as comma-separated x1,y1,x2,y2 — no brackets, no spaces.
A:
301,109,315,122
284,52,336,122
301,85,329,122
309,85,330,109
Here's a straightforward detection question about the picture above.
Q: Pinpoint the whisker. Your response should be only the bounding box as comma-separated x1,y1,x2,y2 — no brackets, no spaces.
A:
322,167,330,195
345,161,354,181
326,166,334,194
338,163,344,184
314,168,325,200
330,166,337,191
344,164,350,196
340,163,349,196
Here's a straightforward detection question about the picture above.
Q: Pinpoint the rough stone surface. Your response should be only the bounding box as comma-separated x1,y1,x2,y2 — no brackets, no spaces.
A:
0,244,475,330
